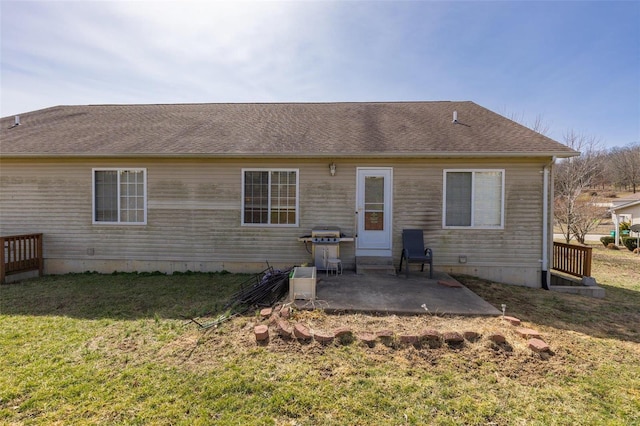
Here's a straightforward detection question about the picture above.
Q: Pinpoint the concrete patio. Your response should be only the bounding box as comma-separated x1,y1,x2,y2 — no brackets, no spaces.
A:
292,269,501,316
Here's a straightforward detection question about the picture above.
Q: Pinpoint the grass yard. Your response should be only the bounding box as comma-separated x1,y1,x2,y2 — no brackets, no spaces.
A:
1,247,639,425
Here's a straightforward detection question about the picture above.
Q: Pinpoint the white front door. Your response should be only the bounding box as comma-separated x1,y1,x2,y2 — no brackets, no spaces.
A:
356,167,393,256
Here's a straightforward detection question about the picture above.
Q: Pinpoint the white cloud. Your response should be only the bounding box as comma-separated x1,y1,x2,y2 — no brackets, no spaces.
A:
1,1,638,147
1,1,343,111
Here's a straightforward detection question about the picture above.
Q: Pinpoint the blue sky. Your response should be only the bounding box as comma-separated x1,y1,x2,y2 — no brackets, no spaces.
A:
1,0,638,149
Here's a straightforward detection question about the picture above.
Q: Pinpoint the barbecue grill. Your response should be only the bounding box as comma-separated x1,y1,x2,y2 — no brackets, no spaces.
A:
298,226,354,271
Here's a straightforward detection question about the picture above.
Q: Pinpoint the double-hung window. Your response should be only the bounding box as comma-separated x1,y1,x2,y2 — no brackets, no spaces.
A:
93,168,147,224
443,169,504,228
242,169,299,226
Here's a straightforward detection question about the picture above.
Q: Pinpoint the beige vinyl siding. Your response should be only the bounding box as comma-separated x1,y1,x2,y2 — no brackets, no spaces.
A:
0,157,549,285
0,162,90,260
0,158,356,272
390,159,546,286
391,158,543,259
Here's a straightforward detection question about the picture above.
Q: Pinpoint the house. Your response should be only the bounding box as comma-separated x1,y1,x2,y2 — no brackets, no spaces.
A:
0,102,578,287
610,199,640,245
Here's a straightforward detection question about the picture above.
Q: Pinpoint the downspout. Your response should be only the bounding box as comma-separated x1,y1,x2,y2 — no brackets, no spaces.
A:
541,157,555,290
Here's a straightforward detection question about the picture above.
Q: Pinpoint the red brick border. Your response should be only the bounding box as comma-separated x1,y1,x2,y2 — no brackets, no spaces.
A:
250,304,553,356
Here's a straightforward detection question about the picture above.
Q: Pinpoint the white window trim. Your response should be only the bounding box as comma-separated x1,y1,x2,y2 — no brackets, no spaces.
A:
442,169,505,229
241,168,300,227
92,168,148,225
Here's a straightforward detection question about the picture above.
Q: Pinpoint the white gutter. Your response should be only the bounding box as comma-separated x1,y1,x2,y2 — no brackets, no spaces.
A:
0,151,580,160
541,157,555,289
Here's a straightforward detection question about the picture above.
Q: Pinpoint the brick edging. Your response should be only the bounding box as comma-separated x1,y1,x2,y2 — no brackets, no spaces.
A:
251,307,552,355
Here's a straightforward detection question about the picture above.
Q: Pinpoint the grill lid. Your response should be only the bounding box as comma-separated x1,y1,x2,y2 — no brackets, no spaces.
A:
311,226,341,238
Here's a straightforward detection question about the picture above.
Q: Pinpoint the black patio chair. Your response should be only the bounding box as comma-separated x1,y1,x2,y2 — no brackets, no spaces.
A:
398,229,433,278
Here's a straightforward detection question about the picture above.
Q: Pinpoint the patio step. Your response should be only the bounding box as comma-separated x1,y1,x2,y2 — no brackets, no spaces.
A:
355,256,396,275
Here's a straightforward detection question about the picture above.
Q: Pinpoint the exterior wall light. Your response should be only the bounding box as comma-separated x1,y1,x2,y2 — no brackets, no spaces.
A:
329,162,336,176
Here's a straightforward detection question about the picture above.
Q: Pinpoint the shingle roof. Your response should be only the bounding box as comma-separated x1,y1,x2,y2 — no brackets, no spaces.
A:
612,199,640,211
0,101,578,158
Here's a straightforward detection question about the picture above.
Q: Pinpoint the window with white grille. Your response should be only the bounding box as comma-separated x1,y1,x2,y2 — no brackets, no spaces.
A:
242,169,298,226
93,168,146,224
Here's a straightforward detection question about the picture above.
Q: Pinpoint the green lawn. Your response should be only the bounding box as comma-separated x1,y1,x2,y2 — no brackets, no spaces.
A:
1,249,639,425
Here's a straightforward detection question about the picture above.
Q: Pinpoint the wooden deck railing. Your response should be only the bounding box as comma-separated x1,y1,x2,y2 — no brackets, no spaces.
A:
1,233,43,284
552,241,592,278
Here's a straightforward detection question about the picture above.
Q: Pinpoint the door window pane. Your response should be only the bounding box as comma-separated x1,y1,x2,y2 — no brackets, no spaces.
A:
364,176,385,230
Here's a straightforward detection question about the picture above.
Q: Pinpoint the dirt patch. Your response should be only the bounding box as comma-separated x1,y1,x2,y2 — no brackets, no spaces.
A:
158,310,574,374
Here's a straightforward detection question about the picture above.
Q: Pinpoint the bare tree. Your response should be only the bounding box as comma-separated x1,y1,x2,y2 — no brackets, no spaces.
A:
529,114,551,136
590,152,610,191
500,108,551,136
554,196,606,244
608,143,640,193
554,197,573,244
554,130,604,243
569,197,608,244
